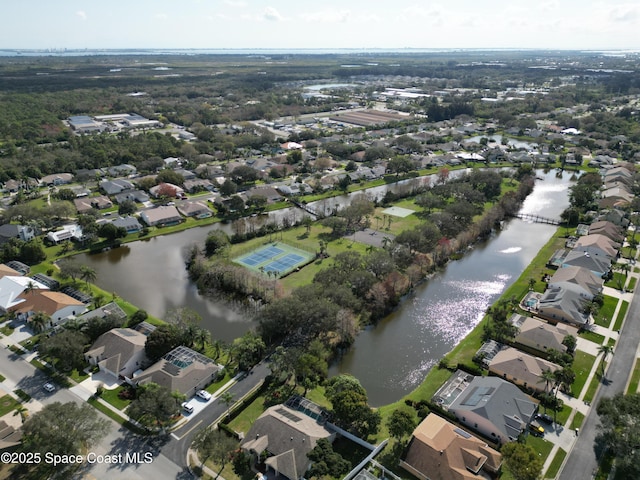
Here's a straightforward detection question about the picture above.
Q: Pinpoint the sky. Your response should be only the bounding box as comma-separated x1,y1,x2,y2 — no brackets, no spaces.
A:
3,0,640,51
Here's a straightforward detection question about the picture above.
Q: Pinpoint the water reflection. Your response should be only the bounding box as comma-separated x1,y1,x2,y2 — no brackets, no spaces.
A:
330,170,572,406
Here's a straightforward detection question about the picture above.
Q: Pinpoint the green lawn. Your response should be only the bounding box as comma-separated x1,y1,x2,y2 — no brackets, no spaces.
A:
626,358,640,394
613,300,629,331
572,351,597,397
595,295,618,328
227,394,266,436
68,368,90,383
579,330,605,345
570,411,585,430
583,368,604,404
628,277,637,291
545,448,567,479
0,395,20,416
100,385,132,410
604,272,626,290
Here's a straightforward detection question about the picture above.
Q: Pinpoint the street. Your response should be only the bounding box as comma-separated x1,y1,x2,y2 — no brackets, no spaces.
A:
558,285,640,480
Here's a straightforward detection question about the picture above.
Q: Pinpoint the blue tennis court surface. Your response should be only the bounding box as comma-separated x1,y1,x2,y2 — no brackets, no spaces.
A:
234,243,314,277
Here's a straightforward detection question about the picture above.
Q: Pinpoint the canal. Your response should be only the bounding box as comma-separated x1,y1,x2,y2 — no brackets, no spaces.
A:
329,170,572,405
78,169,572,405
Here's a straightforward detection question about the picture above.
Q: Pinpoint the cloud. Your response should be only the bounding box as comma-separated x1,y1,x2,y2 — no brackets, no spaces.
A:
155,13,169,19
224,0,246,6
299,9,351,23
76,10,87,21
263,6,285,21
609,5,639,23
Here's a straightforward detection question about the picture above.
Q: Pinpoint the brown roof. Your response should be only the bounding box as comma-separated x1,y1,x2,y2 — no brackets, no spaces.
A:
400,414,502,480
513,315,578,353
241,405,333,480
11,290,84,316
488,347,560,392
574,234,619,258
588,221,624,242
0,264,21,279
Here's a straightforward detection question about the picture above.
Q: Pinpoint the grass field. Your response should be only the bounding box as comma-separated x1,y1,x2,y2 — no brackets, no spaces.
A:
613,300,629,331
626,358,640,394
545,448,567,479
572,351,597,397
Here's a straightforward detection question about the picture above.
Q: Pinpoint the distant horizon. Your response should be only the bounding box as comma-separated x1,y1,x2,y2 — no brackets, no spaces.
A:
3,1,640,52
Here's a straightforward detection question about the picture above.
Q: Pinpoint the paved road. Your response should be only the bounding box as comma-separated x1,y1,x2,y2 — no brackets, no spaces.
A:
0,347,182,480
161,361,270,467
558,286,640,480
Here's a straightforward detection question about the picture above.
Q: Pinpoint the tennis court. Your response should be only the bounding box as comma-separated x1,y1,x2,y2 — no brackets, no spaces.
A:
234,242,315,277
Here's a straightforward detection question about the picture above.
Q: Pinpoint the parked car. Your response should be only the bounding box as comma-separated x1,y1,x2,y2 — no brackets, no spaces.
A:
529,421,545,437
196,390,212,401
43,383,55,393
536,413,553,424
181,402,194,414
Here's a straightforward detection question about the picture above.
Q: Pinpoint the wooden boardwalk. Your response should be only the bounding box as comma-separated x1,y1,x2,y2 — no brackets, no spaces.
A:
513,213,560,225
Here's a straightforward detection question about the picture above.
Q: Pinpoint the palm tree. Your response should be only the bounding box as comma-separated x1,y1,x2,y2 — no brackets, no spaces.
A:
538,369,556,394
195,328,211,352
220,392,234,420
80,265,97,286
597,344,614,376
29,312,50,334
528,278,536,291
13,406,28,424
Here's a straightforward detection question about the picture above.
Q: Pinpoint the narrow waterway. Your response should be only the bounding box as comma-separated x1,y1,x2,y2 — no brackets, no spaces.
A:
329,170,572,406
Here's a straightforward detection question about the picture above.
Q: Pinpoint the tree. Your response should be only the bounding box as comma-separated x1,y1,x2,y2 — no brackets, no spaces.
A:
38,330,88,371
118,199,137,215
193,426,238,476
220,179,238,196
306,438,350,479
231,332,265,371
127,382,181,430
145,324,184,361
386,409,416,440
562,334,577,354
98,222,127,241
230,165,259,185
129,309,148,327
205,230,230,256
80,265,97,286
28,311,50,334
220,391,235,420
501,442,543,480
596,392,640,479
597,344,614,376
330,389,381,438
156,169,185,186
22,402,109,477
58,259,84,283
13,405,28,423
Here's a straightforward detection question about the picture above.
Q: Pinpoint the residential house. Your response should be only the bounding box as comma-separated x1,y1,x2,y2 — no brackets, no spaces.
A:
511,314,578,354
177,201,212,218
488,347,561,393
0,276,48,313
573,234,619,260
132,345,221,397
241,404,334,480
537,283,592,327
588,221,624,243
46,224,84,244
140,206,182,227
41,173,73,186
595,209,629,228
107,164,137,177
446,375,538,444
73,195,113,214
183,178,213,193
0,224,35,244
173,169,196,180
3,179,20,193
100,179,135,195
113,190,149,204
0,264,22,280
110,216,143,233
10,290,87,327
400,413,502,480
85,328,149,379
77,301,127,323
548,266,603,299
600,186,633,209
561,249,611,278
246,186,282,204
149,183,184,199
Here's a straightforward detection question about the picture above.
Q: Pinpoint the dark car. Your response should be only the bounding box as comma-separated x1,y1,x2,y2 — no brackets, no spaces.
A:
536,413,554,424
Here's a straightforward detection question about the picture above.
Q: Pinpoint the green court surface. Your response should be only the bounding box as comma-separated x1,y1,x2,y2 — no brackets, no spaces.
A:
233,242,315,277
